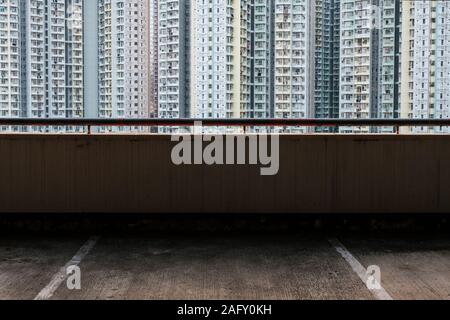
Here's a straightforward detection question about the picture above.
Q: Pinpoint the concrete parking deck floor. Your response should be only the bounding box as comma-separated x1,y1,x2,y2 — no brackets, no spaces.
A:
0,233,449,300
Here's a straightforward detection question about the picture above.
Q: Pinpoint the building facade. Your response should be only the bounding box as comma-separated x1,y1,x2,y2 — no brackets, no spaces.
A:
399,0,414,126
158,0,190,119
83,0,99,118
97,0,150,119
412,0,450,133
274,0,315,122
240,0,254,119
149,0,158,117
0,0,84,121
189,0,248,119
2,0,450,129
0,0,21,118
339,0,379,132
378,0,400,123
339,0,403,133
314,0,340,129
253,0,275,119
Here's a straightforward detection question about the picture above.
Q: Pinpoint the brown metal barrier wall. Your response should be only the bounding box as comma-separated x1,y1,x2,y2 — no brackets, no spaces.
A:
0,134,449,214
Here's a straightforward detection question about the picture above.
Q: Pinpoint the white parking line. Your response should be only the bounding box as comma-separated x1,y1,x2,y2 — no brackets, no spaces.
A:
329,238,393,300
34,236,100,300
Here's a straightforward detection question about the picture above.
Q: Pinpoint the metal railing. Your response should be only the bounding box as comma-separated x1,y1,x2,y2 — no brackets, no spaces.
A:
0,118,450,134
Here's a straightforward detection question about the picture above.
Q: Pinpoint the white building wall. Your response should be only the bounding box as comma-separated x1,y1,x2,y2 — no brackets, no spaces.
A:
98,0,149,119
65,0,84,118
339,0,379,133
158,0,188,119
190,0,244,119
1,0,84,122
83,0,99,118
22,0,46,118
399,0,414,130
273,0,314,129
149,0,158,117
46,0,67,118
0,0,21,118
379,0,397,120
413,1,450,133
253,0,274,119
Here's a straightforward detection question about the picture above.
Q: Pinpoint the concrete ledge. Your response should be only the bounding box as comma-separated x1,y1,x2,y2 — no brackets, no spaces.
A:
0,134,449,214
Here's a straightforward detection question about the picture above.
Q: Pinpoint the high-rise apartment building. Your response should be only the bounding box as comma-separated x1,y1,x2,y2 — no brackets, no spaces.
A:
339,0,402,133
36,0,83,118
253,0,275,119
159,0,315,123
83,0,99,118
240,0,254,119
149,0,158,117
339,0,379,132
378,0,400,123
0,0,84,120
243,0,341,127
412,0,450,133
337,0,450,134
2,0,449,127
97,0,150,119
158,0,190,119
0,0,21,118
190,1,252,119
274,0,315,122
315,0,340,121
399,0,414,125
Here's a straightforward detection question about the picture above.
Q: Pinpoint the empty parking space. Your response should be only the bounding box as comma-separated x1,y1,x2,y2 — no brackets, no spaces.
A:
339,235,450,300
51,235,373,300
1,233,450,300
0,236,88,300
